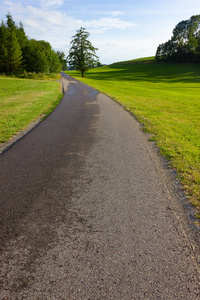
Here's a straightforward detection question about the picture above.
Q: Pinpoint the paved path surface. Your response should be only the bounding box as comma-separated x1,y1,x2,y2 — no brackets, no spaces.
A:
0,73,200,299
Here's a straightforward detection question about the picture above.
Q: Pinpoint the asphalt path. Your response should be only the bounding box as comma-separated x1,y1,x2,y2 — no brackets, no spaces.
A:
0,73,200,299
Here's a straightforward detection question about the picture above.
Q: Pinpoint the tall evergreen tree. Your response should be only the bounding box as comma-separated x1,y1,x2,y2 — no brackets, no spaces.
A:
0,15,22,73
6,13,16,31
7,30,23,73
0,21,8,73
0,16,22,73
67,27,99,77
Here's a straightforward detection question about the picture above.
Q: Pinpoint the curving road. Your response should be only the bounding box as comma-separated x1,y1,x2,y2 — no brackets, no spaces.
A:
0,73,200,299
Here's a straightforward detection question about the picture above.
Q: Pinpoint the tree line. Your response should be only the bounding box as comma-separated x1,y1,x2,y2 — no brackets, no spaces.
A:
0,14,66,74
156,14,200,63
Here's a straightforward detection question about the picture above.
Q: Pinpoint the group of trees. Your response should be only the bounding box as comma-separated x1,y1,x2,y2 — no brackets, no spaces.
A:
0,15,99,76
0,14,66,74
156,14,200,63
2,13,200,76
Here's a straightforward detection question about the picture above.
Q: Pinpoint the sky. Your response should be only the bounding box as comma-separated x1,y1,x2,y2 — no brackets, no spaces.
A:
0,0,200,64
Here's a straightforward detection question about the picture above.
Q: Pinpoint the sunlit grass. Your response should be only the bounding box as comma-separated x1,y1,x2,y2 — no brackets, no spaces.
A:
66,58,200,214
0,76,62,143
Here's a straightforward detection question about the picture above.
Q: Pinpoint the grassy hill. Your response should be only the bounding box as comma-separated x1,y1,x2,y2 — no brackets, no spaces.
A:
66,57,200,216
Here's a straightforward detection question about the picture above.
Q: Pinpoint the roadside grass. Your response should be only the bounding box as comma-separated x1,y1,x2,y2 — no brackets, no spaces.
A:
66,57,200,215
17,72,61,80
0,76,62,143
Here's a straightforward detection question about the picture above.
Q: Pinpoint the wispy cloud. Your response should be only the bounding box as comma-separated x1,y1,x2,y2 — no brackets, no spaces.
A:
110,11,123,17
40,0,64,8
2,1,134,35
86,17,134,34
1,0,136,63
93,10,124,17
2,0,199,64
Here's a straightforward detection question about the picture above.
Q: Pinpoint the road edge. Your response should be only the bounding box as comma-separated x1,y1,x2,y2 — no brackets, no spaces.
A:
0,77,68,155
0,115,46,154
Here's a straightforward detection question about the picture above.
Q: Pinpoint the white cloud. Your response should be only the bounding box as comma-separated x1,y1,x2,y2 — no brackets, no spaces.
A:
4,0,197,64
25,6,67,26
4,1,25,16
1,0,135,60
86,17,134,34
40,0,64,9
3,1,134,33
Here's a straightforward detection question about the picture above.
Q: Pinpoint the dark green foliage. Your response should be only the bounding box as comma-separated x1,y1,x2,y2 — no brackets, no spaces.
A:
23,39,49,73
22,39,61,73
156,14,200,63
8,31,23,73
57,51,67,70
49,50,61,73
67,27,99,77
0,15,22,73
0,14,62,74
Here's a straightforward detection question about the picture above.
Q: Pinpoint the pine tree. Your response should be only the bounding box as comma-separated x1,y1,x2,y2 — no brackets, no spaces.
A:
67,27,99,77
0,21,8,73
0,15,22,73
8,30,23,73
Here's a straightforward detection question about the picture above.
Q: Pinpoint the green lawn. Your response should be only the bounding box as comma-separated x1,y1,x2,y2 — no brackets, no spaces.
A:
0,76,62,143
66,58,200,214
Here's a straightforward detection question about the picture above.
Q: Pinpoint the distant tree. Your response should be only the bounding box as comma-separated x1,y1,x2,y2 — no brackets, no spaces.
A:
156,14,200,63
67,27,99,77
49,50,61,73
155,40,175,61
57,51,67,70
33,40,61,73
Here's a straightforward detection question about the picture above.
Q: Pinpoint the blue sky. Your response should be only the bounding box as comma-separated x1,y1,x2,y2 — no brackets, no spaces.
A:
0,0,200,64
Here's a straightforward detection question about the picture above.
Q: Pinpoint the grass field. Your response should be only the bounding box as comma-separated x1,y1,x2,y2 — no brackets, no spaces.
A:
0,76,62,143
66,57,200,215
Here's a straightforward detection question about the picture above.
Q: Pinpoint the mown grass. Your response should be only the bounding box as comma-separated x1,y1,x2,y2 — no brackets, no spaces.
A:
0,76,62,143
66,57,200,215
